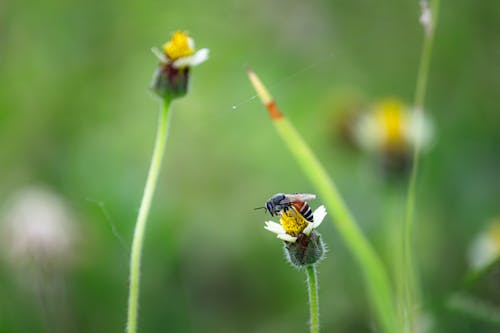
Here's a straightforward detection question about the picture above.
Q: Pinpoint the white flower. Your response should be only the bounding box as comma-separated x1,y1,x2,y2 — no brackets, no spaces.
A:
468,219,500,270
264,205,327,243
152,31,209,68
353,99,433,153
419,0,433,36
1,187,76,266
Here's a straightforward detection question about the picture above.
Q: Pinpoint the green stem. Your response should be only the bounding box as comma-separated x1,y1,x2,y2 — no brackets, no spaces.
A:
413,4,438,112
127,99,172,333
382,188,406,330
306,265,320,333
274,117,397,333
403,0,439,330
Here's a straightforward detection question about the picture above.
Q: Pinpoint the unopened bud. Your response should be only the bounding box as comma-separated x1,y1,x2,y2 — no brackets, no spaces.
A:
151,64,190,100
285,230,325,268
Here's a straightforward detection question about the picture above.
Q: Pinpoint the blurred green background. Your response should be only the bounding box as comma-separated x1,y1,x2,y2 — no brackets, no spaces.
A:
1,0,499,332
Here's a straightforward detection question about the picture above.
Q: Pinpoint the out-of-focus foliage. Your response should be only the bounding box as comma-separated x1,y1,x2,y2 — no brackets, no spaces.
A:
0,0,499,332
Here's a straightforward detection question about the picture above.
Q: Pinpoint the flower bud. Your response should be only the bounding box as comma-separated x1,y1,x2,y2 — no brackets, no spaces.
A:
263,203,327,268
150,31,209,101
285,230,325,268
151,64,190,100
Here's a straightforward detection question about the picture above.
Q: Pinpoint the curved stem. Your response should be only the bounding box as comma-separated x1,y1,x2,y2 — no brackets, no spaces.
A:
127,99,172,333
306,265,320,333
404,0,439,330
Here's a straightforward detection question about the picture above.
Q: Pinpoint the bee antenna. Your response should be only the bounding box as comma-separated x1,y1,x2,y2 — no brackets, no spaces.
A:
254,206,267,213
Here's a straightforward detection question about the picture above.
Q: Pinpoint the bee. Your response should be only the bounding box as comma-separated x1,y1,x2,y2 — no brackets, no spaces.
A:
259,193,316,222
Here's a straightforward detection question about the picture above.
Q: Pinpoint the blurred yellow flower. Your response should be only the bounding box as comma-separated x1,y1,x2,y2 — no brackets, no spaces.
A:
354,98,433,154
163,31,195,61
374,99,408,150
153,30,209,69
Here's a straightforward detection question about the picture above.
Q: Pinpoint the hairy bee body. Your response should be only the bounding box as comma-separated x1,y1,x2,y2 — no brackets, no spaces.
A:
264,193,316,222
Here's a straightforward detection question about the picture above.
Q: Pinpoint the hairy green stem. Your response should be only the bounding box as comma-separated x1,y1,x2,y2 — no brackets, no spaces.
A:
403,0,440,331
127,99,172,333
306,265,320,333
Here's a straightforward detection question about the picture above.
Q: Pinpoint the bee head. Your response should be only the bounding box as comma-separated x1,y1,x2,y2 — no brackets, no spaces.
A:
266,193,287,216
265,200,275,216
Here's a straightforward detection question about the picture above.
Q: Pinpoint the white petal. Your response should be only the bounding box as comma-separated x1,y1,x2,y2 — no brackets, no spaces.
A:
151,47,168,63
264,221,285,235
172,48,209,68
187,37,195,50
303,222,314,236
419,1,433,35
468,234,498,269
312,205,327,228
277,233,297,243
406,110,433,150
190,48,209,65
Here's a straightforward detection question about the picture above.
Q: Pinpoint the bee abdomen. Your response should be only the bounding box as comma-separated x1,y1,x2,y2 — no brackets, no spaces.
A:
293,201,314,222
301,204,314,222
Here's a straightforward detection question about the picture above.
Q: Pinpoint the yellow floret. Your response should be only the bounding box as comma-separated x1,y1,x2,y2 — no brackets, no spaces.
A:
489,220,500,250
374,99,408,149
163,31,194,61
280,208,308,237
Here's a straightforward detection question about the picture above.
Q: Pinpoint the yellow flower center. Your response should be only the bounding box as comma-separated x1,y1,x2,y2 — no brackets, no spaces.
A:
489,220,500,250
374,99,408,150
163,31,195,61
280,208,308,237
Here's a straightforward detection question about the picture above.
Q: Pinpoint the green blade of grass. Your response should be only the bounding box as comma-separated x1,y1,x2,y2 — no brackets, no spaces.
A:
247,69,397,333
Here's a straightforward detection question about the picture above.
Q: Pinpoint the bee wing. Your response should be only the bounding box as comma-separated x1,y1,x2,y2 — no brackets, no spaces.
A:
286,193,316,202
